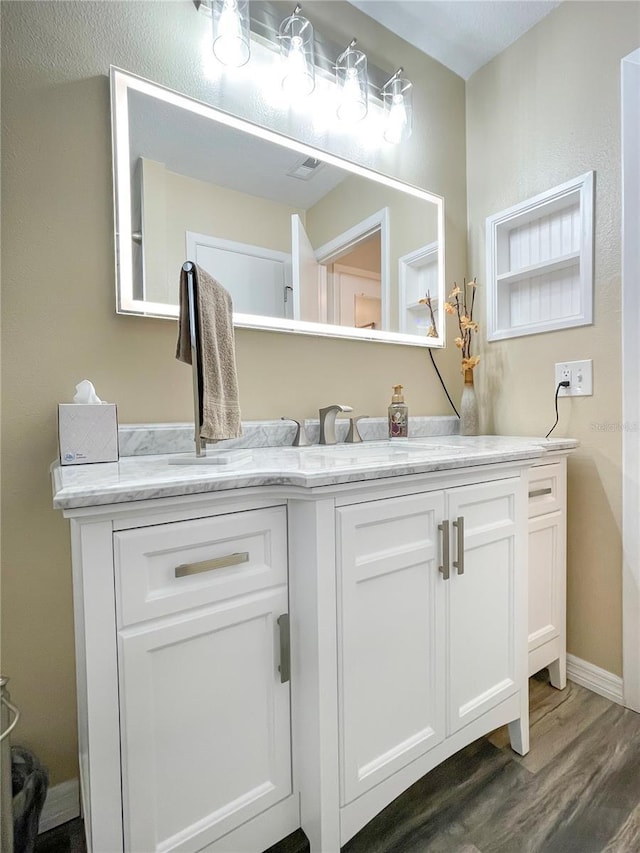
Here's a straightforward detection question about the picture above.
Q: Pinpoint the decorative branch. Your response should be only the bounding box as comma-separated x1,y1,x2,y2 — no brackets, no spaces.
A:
418,291,439,338
444,277,480,373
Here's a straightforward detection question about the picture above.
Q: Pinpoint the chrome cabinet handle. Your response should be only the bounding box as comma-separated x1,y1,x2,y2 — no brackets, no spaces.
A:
453,516,464,575
174,551,249,578
277,614,291,684
529,487,553,498
438,520,450,580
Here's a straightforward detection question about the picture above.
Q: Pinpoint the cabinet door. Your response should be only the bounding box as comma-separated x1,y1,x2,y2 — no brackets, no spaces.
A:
336,492,445,805
527,459,567,682
528,511,563,653
118,586,292,853
446,479,522,736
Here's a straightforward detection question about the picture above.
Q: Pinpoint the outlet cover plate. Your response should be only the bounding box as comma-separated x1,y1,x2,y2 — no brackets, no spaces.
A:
555,360,593,396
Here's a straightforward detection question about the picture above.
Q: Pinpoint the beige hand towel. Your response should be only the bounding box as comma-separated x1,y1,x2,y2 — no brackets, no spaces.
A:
176,264,242,442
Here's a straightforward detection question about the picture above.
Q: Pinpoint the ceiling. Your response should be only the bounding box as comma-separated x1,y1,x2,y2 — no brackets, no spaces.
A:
348,1,562,79
128,87,350,209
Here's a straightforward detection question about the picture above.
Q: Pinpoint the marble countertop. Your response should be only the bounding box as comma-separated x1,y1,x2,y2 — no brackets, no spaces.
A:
52,434,578,511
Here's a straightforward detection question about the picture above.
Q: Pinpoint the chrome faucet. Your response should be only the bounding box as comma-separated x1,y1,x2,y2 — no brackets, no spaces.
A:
319,404,353,445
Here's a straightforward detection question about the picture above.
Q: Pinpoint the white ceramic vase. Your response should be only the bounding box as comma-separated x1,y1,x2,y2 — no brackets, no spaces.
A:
460,369,479,436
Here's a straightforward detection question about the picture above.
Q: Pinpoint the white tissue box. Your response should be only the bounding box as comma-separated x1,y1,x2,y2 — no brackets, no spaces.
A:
58,403,119,465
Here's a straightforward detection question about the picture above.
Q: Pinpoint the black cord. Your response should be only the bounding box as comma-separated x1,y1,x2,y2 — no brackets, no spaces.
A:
428,348,460,419
546,381,570,438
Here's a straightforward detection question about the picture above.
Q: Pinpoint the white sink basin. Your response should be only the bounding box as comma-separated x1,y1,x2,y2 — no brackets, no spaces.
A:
299,440,464,459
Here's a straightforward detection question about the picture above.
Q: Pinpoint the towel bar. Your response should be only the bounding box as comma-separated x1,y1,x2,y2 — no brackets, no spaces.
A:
183,261,206,457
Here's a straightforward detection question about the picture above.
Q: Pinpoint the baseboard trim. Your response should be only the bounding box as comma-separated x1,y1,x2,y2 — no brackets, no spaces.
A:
567,654,624,706
38,778,80,834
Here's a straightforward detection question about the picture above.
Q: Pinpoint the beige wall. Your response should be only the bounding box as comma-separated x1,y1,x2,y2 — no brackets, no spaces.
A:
337,233,382,274
466,1,640,675
1,1,467,785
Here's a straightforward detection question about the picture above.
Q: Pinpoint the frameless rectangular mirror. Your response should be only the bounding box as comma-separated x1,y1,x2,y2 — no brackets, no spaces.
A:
111,67,445,346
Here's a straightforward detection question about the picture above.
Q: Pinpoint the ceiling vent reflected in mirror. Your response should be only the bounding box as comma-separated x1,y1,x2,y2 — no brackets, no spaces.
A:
287,156,324,181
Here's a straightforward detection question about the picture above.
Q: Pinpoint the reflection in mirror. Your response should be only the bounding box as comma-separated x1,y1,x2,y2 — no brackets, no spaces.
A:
111,67,445,346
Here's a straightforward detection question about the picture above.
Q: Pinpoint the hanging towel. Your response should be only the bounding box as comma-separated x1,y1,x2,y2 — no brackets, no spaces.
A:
176,264,242,442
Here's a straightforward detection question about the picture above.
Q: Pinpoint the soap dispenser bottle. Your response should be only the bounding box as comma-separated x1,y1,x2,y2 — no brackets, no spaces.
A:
388,384,409,439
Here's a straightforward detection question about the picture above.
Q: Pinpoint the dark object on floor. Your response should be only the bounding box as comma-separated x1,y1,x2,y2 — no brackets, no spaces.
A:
34,818,85,853
12,746,49,853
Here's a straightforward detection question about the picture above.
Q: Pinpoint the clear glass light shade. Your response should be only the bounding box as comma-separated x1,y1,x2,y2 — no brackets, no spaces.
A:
336,46,368,123
212,0,250,67
383,77,412,143
279,13,315,97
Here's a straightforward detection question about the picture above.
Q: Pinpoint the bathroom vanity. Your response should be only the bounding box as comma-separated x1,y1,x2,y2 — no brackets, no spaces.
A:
52,429,575,853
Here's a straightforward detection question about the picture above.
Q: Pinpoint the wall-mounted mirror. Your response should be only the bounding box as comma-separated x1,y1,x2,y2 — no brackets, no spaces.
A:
111,67,445,346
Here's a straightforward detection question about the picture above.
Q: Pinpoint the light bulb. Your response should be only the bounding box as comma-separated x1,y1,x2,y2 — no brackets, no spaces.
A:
283,35,314,96
213,0,250,67
382,74,412,143
384,93,408,144
338,68,366,123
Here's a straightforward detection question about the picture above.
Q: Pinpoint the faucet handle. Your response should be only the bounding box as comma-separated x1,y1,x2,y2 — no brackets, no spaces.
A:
345,415,369,444
280,417,311,447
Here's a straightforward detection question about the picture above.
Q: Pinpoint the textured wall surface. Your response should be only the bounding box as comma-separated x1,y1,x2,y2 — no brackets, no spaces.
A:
1,1,467,785
466,1,640,676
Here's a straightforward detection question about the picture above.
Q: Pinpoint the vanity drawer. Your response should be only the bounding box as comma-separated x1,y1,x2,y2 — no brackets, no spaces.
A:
114,505,287,627
528,462,564,518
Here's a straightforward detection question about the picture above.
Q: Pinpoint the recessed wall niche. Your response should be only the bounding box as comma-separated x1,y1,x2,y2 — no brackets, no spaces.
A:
486,171,594,341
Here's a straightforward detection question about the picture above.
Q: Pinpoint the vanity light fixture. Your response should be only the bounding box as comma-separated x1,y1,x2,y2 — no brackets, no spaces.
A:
196,1,414,144
278,5,315,97
212,0,251,67
335,39,368,123
381,68,412,144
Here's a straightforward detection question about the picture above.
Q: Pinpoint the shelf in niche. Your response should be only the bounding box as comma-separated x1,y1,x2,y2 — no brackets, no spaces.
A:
496,251,580,286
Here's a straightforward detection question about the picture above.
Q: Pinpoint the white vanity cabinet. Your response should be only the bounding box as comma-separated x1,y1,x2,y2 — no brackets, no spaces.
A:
333,476,527,842
527,457,567,687
54,438,577,853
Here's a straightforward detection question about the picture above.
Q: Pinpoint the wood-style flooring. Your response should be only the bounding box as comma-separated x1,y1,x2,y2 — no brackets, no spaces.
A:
35,672,640,853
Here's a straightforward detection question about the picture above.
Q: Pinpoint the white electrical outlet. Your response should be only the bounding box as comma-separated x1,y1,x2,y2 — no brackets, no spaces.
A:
555,360,593,396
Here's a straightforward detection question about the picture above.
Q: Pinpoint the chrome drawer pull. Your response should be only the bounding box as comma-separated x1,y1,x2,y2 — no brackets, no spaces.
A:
529,487,553,499
174,551,249,578
453,516,464,575
277,614,291,684
438,520,450,580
